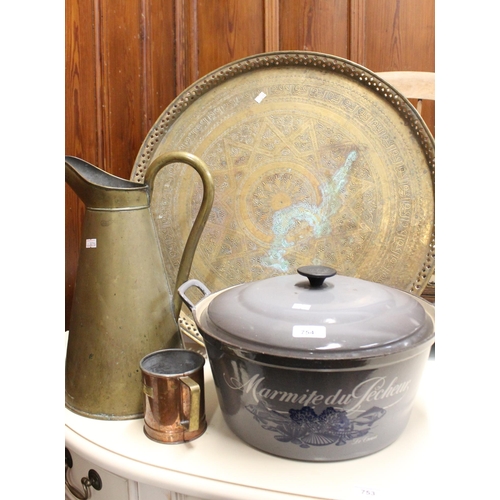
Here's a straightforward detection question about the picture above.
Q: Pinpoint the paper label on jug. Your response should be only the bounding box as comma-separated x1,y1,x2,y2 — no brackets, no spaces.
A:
86,238,97,248
292,325,326,338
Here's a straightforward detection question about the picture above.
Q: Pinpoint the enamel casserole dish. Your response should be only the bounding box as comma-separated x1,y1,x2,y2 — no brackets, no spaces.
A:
179,265,434,461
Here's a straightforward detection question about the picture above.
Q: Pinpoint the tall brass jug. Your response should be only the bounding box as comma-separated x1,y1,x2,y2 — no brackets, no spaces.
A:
65,152,214,420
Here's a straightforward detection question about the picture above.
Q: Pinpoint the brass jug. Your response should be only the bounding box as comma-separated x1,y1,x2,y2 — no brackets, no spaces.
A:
65,152,214,420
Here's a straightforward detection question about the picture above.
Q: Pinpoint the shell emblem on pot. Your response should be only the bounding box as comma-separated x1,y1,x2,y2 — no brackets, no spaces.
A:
246,403,386,448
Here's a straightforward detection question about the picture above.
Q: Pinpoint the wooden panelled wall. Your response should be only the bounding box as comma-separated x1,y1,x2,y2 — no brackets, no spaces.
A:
65,0,435,328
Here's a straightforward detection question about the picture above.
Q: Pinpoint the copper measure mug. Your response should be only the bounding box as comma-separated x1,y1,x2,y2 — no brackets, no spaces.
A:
140,349,207,443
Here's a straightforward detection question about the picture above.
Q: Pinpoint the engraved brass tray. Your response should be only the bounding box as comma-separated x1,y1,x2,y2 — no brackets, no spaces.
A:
131,52,435,312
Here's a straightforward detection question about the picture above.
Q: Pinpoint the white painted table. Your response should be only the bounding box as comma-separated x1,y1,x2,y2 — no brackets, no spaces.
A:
65,357,435,500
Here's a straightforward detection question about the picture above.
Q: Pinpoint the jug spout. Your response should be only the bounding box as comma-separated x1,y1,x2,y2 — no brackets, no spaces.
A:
65,156,149,209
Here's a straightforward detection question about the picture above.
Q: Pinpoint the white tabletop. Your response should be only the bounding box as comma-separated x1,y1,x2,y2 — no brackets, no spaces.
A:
66,356,435,500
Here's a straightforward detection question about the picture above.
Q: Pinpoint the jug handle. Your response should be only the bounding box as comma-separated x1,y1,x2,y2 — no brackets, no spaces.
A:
144,152,215,321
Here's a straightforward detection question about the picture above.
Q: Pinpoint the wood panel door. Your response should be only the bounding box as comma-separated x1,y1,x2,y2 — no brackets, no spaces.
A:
65,0,435,328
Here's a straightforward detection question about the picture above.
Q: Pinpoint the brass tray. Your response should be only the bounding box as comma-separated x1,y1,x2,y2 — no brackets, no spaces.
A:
131,52,435,307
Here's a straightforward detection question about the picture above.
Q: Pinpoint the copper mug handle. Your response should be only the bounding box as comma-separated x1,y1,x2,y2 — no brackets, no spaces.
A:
180,376,200,432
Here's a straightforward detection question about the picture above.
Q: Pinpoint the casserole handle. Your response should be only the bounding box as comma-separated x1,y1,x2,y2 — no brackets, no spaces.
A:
178,279,212,312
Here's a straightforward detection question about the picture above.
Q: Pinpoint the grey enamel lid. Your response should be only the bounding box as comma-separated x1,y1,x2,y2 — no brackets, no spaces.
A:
203,266,434,360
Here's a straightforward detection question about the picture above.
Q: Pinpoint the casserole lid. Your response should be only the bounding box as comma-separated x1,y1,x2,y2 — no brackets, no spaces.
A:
204,265,434,360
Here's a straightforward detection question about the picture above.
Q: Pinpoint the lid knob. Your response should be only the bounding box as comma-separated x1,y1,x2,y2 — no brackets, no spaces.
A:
297,265,337,288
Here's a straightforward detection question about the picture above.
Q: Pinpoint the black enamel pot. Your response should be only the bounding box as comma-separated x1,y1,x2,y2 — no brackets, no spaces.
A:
178,265,434,462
